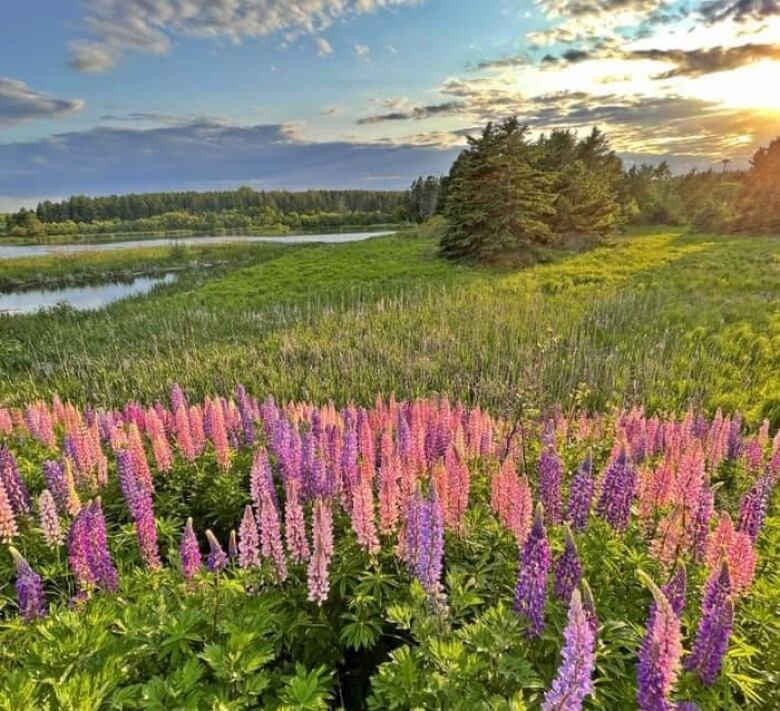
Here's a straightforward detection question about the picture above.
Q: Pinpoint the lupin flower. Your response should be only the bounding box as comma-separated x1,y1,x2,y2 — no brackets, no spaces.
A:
737,477,770,542
566,452,594,532
67,499,119,595
307,497,334,605
0,478,18,542
205,530,228,572
542,588,596,711
404,487,446,606
9,547,46,622
636,572,683,711
685,595,734,685
38,489,63,547
238,505,261,568
514,504,552,637
581,579,599,635
596,448,636,533
554,526,582,602
539,444,564,525
285,478,311,563
179,518,202,581
228,529,238,560
350,461,380,555
0,445,31,516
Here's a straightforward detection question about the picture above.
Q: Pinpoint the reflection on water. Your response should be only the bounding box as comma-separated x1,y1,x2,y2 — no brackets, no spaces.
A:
0,230,392,260
0,274,176,315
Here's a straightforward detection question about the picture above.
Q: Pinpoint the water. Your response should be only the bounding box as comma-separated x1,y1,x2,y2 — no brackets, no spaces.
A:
0,230,392,260
0,274,176,315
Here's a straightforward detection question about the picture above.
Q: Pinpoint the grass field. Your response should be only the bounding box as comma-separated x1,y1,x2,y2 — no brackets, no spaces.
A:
1,227,778,425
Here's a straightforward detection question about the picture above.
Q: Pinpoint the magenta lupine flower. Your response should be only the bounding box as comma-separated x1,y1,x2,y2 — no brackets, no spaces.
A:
9,547,46,623
636,575,683,711
596,448,637,532
67,507,96,593
205,530,228,572
685,595,734,685
0,478,18,542
238,505,261,568
554,526,582,602
566,452,594,532
0,444,31,516
117,451,161,570
514,504,552,637
179,517,202,581
539,444,564,525
542,588,596,711
38,489,63,547
307,497,334,605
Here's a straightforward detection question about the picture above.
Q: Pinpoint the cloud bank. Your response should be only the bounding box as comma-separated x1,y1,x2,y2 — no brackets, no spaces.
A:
0,78,84,127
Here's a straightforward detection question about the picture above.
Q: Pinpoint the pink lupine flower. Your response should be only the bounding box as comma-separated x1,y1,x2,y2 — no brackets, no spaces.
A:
238,505,261,568
174,405,197,461
491,458,533,546
128,425,153,495
350,460,380,555
259,489,288,581
38,489,63,547
307,497,334,605
188,405,206,456
636,574,683,711
206,399,231,470
0,478,19,542
378,452,400,534
285,477,311,563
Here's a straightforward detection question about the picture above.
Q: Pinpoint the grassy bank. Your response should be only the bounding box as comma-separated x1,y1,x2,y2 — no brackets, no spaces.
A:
0,241,295,290
0,228,777,425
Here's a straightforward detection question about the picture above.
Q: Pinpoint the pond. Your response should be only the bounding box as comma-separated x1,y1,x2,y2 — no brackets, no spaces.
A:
0,230,393,260
0,274,176,315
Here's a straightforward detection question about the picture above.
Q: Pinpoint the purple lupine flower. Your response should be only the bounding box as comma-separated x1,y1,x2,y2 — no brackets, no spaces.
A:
636,574,683,711
566,451,594,532
43,460,68,512
596,448,637,532
38,489,63,547
170,383,188,413
205,530,228,572
539,444,564,525
86,499,119,592
661,565,687,619
737,476,770,542
703,560,731,614
235,383,256,446
689,484,714,562
179,517,202,581
727,415,742,460
554,526,582,602
685,595,734,685
116,451,161,570
542,589,596,711
9,547,46,622
0,444,31,515
514,504,552,637
238,505,261,568
416,488,445,602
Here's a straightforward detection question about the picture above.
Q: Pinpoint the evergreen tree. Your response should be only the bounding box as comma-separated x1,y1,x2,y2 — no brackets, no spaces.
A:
733,137,780,234
441,118,554,262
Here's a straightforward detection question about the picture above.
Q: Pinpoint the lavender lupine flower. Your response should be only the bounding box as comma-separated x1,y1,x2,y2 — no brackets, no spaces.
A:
514,504,552,637
636,573,683,711
415,488,445,602
179,517,202,581
38,489,63,547
703,560,731,614
689,484,714,563
9,547,46,622
539,444,564,525
566,452,594,532
596,448,637,532
43,460,68,512
0,444,31,515
205,530,229,572
235,384,256,446
737,476,770,542
117,450,161,570
85,499,119,592
661,565,687,619
685,595,734,685
581,579,599,635
542,589,596,711
238,505,261,568
554,526,583,602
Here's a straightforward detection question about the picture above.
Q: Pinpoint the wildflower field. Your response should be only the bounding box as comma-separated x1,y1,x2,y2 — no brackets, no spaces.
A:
1,229,779,710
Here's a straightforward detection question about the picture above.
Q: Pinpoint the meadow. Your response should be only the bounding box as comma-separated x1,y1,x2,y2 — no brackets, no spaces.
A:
0,227,778,710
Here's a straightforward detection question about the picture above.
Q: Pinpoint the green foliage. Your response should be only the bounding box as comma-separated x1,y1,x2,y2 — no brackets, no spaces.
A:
733,137,780,234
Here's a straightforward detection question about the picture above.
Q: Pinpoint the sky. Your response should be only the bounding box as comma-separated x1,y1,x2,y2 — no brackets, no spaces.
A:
1,0,779,209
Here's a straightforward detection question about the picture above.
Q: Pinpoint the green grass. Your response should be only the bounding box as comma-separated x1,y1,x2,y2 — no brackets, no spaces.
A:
0,228,778,426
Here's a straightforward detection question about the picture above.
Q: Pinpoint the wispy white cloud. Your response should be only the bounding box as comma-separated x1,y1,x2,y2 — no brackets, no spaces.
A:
0,77,85,127
69,0,421,71
314,37,334,57
354,42,371,57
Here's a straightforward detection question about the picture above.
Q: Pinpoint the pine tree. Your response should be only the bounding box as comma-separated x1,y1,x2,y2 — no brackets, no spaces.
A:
441,118,555,262
733,137,780,234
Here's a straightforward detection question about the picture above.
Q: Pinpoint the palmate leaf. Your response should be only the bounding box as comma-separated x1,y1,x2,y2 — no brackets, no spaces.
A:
339,611,382,650
277,664,333,710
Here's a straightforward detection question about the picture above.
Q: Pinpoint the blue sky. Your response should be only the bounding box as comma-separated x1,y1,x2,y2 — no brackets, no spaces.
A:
1,0,779,208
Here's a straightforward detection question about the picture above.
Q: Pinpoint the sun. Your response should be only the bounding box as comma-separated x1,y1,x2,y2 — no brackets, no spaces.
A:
689,61,780,112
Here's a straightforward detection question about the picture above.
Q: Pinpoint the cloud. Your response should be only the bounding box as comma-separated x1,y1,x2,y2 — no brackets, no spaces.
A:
357,101,466,124
0,121,460,197
353,42,371,57
0,77,85,127
700,0,780,23
626,42,780,77
69,0,421,71
314,37,334,57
